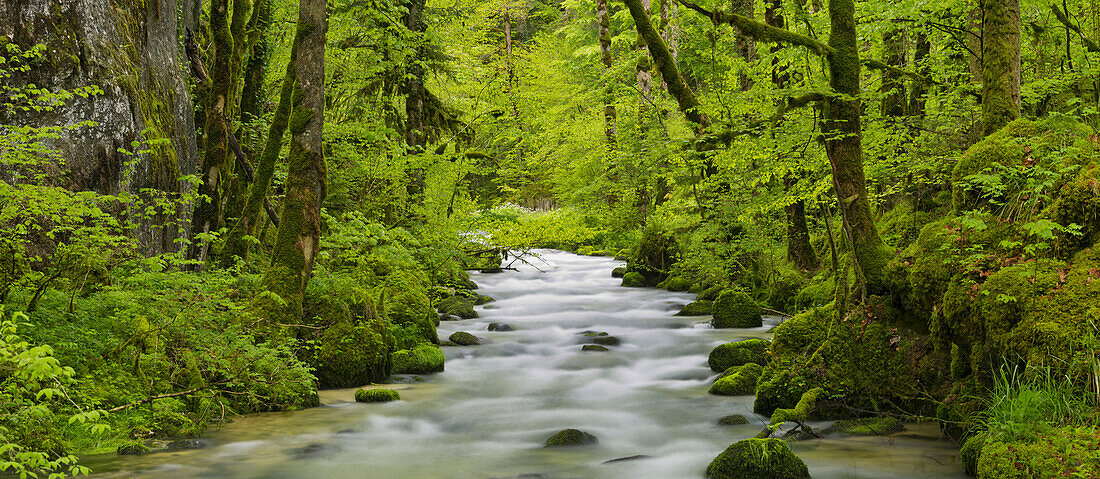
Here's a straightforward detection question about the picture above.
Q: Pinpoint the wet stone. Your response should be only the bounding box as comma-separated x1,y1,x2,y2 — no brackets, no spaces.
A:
488,323,514,331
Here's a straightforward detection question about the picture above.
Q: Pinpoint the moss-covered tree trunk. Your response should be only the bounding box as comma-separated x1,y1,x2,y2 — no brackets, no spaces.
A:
255,0,326,326
624,0,708,130
879,28,906,117
190,0,233,265
598,0,617,146
636,0,653,133
732,0,755,91
221,37,296,267
823,0,890,295
980,0,1021,135
908,32,930,117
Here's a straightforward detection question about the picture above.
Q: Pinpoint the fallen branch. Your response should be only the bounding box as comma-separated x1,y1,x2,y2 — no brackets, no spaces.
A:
108,385,213,412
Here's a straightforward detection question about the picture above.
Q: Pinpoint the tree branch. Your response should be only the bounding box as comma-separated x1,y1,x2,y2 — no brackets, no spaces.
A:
678,0,833,56
1051,5,1100,53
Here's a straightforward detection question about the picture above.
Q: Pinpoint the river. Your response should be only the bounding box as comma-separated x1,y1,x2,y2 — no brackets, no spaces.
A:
89,250,967,478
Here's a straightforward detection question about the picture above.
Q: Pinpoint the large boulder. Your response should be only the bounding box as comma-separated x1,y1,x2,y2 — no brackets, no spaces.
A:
712,290,762,328
449,331,481,346
621,272,645,287
706,439,810,479
708,339,769,372
709,363,764,396
676,300,713,316
391,344,445,374
437,295,478,319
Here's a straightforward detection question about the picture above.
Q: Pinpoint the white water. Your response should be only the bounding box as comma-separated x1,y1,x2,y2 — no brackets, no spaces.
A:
90,250,966,478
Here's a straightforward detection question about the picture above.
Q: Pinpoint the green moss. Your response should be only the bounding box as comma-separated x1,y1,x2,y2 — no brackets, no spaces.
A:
383,272,438,344
974,428,1100,478
448,331,480,346
660,276,692,292
717,414,750,425
791,278,835,309
310,321,391,388
611,266,626,278
952,119,1042,211
709,363,764,396
1053,165,1100,255
961,435,985,476
770,308,828,356
354,388,400,403
116,441,150,455
436,295,478,319
621,271,646,287
769,388,824,426
824,417,904,435
753,368,808,417
544,428,598,447
766,270,804,312
698,285,724,301
712,290,762,328
705,438,810,479
391,344,445,375
676,300,713,316
708,339,769,372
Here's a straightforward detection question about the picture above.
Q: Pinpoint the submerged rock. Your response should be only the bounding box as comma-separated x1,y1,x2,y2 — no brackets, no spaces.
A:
823,417,904,436
355,388,401,403
474,295,496,305
544,429,599,447
611,266,626,278
289,443,339,460
437,295,479,319
166,439,207,450
581,344,609,352
708,339,770,372
488,323,515,332
712,290,763,328
602,454,651,464
706,438,810,479
716,414,750,426
449,331,482,346
591,336,621,346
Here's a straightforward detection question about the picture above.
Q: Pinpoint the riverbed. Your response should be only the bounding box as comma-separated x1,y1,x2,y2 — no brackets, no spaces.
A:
88,250,966,478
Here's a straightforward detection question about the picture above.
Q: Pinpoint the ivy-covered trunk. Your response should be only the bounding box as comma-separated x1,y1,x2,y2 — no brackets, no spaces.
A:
256,0,326,326
823,0,890,294
980,0,1021,135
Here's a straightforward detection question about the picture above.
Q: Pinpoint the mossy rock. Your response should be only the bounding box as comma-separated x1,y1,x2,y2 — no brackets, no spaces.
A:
676,300,713,316
708,339,769,372
659,276,692,292
544,428,599,447
698,285,724,301
705,438,810,479
439,268,478,290
791,278,835,310
770,308,827,356
766,270,804,312
354,388,400,403
952,119,1044,211
117,441,150,455
383,272,438,344
437,295,478,319
709,363,764,396
448,331,481,346
582,344,609,352
1053,165,1100,255
971,432,1100,479
391,344,445,375
716,414,750,426
307,319,392,389
712,290,762,328
621,272,645,287
488,322,514,331
473,295,495,306
823,417,904,436
611,266,626,278
753,368,808,417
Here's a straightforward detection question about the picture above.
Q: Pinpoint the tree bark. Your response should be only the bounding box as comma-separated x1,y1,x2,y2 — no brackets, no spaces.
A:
624,0,709,130
879,28,906,117
908,32,930,117
637,0,654,133
823,0,890,295
256,0,326,326
732,0,755,91
980,0,1021,135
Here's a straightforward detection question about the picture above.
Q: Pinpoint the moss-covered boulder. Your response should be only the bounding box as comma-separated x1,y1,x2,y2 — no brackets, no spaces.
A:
698,285,724,301
708,339,769,372
712,290,762,328
383,272,439,344
952,119,1043,211
676,300,713,316
354,388,400,403
582,344,609,352
1053,165,1100,254
621,272,646,287
753,369,808,417
544,428,599,447
770,308,827,356
973,430,1100,479
705,438,810,479
391,344,445,375
448,331,481,346
659,276,692,292
823,417,904,435
436,295,478,319
310,321,392,388
709,363,764,396
473,295,495,306
611,266,626,278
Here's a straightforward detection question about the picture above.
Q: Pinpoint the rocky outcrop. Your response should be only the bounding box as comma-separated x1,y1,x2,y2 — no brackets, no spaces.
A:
1,0,197,254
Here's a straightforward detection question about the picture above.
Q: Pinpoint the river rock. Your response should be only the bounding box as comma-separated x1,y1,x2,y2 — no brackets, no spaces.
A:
611,266,626,278
716,414,750,426
289,443,339,460
711,290,763,328
488,323,514,331
705,438,810,479
581,344,609,352
166,439,208,450
449,331,481,346
709,363,764,396
437,295,479,319
439,313,461,322
544,429,599,447
708,339,770,372
481,266,504,273
474,295,495,305
116,441,150,455
355,388,401,403
591,336,621,346
391,344,445,374
676,300,713,316
602,455,650,464
621,272,645,287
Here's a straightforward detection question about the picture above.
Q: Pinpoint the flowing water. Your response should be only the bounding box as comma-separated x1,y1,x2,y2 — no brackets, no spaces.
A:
89,250,967,478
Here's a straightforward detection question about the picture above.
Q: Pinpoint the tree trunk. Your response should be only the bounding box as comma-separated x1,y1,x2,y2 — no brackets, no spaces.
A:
597,0,617,146
190,0,234,265
980,0,1021,135
733,0,755,91
255,0,326,326
823,0,890,295
908,32,930,117
879,28,906,117
221,36,296,267
623,0,708,130
637,0,653,133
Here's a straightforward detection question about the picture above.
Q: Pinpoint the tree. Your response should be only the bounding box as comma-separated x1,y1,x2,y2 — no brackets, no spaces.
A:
255,0,327,326
980,0,1021,135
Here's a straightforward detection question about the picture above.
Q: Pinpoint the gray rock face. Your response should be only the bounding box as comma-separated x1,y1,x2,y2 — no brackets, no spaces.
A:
0,0,197,254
